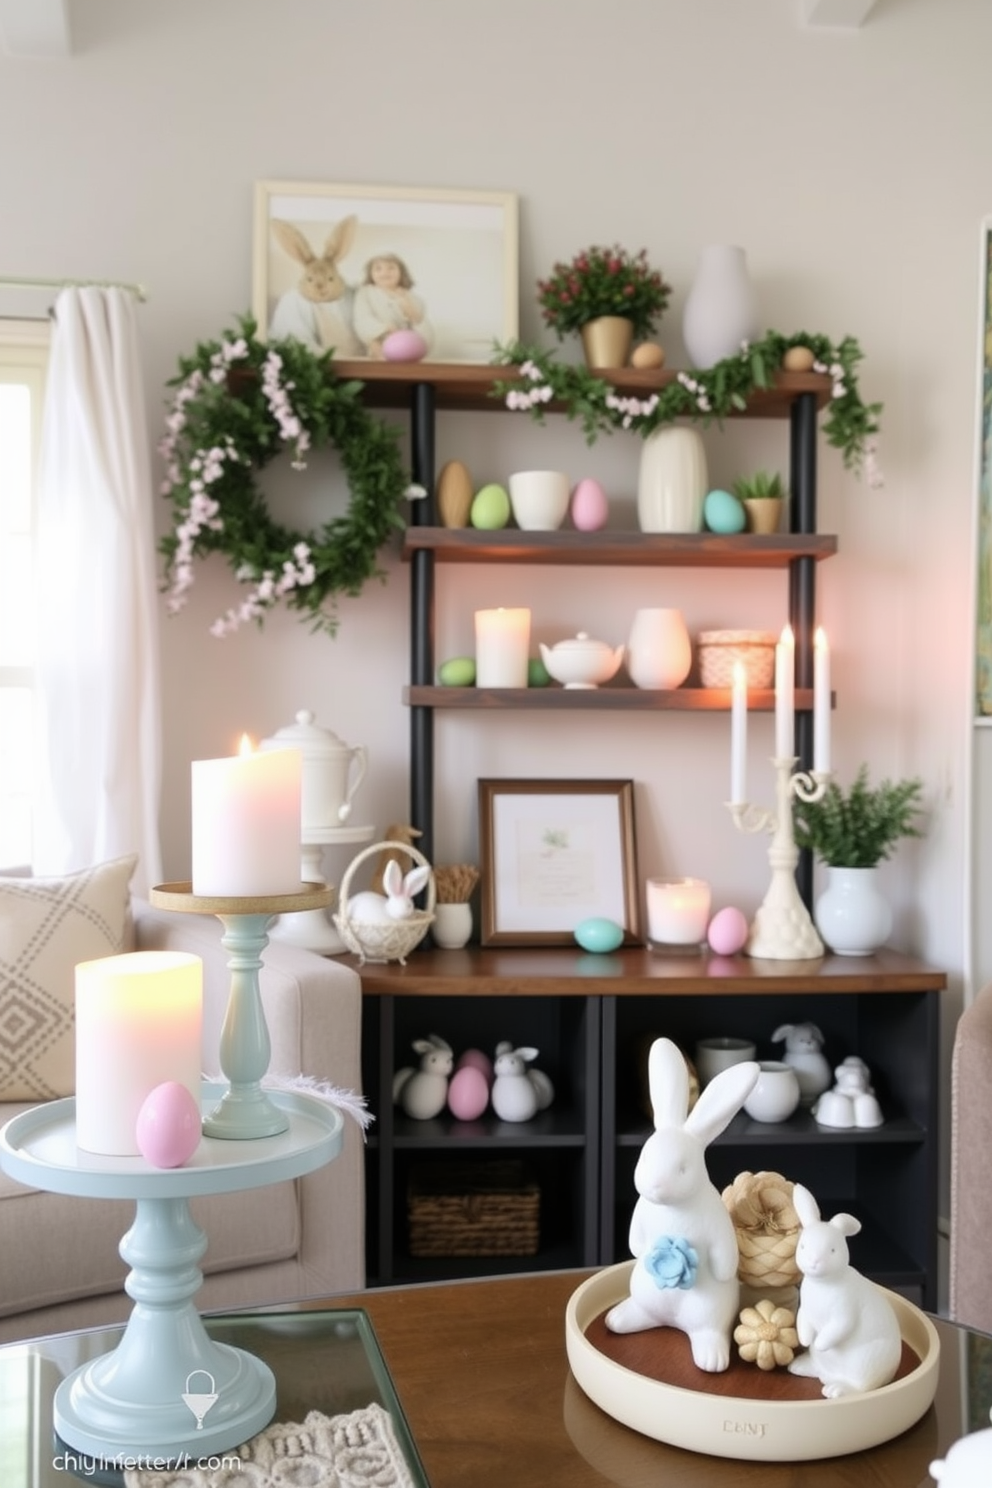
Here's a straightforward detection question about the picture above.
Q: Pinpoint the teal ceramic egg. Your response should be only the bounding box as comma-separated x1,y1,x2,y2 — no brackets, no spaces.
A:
703,488,746,534
574,917,624,953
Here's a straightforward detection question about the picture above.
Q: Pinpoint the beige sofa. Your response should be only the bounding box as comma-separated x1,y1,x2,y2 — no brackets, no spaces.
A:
0,899,366,1343
950,979,992,1334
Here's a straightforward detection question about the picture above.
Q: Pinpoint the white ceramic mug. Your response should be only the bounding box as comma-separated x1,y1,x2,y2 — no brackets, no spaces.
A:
694,1036,756,1087
743,1061,801,1123
508,470,570,531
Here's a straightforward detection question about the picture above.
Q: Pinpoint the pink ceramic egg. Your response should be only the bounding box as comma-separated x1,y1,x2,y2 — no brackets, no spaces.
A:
570,478,609,532
447,1064,490,1121
382,329,428,362
456,1048,494,1085
706,906,749,957
135,1081,201,1168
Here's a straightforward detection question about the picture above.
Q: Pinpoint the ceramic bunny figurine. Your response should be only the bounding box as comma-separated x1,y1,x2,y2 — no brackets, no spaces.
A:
605,1037,759,1371
268,215,362,355
930,1428,992,1484
771,1022,832,1105
787,1183,901,1397
393,1034,454,1120
491,1042,554,1123
347,859,431,923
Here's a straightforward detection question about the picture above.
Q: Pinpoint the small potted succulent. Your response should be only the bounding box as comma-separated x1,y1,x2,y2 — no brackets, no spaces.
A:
732,470,786,535
793,765,925,956
536,244,671,369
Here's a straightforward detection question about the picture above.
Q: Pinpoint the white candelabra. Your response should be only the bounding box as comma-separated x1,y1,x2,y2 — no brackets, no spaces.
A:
728,755,832,960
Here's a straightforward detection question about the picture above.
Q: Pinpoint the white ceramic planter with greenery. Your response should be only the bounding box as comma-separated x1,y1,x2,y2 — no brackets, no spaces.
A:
813,866,893,957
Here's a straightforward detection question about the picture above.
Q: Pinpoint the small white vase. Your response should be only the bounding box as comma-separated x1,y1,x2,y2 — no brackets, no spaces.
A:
626,608,692,690
637,426,708,533
682,244,760,370
814,867,893,957
433,902,472,950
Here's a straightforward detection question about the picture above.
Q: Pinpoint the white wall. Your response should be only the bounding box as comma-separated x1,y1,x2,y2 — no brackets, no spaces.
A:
0,0,983,1040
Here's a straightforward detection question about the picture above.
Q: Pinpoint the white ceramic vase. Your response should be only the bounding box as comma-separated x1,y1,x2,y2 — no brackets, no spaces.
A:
433,902,472,950
637,426,708,533
682,244,760,370
626,608,692,690
814,866,893,957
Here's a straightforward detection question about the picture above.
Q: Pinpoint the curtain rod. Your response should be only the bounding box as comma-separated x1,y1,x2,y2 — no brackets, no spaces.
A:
0,275,148,301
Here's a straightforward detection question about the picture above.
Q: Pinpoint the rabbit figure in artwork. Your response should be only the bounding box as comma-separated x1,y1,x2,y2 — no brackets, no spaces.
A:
393,1034,454,1120
491,1042,555,1123
605,1037,759,1372
771,1022,832,1105
347,859,432,924
787,1183,901,1397
268,215,363,356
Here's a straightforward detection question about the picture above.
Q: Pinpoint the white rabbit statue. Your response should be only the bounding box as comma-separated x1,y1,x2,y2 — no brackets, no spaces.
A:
930,1427,992,1484
393,1034,454,1120
771,1022,832,1105
491,1043,554,1123
347,859,432,924
787,1183,901,1397
268,215,363,356
605,1037,759,1372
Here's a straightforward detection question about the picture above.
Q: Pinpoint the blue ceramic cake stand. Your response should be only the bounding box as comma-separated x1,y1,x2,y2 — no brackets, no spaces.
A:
0,1083,342,1465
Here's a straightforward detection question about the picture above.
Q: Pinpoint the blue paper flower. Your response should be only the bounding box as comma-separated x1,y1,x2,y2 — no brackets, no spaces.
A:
644,1235,698,1290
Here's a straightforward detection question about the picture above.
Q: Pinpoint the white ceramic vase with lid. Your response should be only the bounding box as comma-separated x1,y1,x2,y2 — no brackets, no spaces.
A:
637,426,708,533
626,608,692,690
682,244,760,370
261,708,368,830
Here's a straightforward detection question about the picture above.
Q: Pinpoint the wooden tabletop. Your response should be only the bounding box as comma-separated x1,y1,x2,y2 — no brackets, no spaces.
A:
319,1269,971,1487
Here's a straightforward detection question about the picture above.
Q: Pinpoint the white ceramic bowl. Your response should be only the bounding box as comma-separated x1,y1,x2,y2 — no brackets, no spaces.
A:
509,470,571,531
743,1060,801,1123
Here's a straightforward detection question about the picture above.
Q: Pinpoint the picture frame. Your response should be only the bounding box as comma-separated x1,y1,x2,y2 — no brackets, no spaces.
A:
975,215,992,718
478,779,640,947
252,180,518,364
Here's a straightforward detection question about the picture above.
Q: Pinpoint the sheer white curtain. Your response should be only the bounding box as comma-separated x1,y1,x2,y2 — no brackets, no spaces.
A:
33,286,162,896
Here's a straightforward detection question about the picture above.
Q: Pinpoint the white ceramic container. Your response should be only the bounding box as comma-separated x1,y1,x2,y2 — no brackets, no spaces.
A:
743,1061,801,1123
508,470,571,531
626,608,691,690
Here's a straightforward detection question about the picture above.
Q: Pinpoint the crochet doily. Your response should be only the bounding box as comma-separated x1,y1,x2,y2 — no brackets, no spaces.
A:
123,1403,416,1487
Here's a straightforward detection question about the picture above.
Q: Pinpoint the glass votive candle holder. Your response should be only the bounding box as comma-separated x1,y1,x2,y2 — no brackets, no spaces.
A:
646,877,712,952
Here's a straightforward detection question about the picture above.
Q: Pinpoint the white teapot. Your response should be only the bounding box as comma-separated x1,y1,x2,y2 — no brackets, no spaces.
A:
261,709,368,829
539,632,624,689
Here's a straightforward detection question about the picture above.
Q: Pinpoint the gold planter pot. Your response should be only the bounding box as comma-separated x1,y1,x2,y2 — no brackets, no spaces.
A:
580,316,634,370
743,496,785,535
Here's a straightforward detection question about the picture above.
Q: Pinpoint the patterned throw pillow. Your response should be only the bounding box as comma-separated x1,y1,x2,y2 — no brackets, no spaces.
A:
0,856,137,1101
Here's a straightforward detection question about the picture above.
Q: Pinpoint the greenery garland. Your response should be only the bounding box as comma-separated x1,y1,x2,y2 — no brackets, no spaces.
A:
159,315,410,636
491,330,883,483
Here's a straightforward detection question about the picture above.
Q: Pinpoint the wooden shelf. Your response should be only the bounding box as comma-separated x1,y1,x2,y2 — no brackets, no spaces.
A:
402,528,838,567
328,359,833,417
404,685,819,710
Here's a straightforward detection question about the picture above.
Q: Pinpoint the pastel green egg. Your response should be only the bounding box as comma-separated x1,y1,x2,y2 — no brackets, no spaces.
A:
470,482,511,530
437,656,477,687
703,488,747,534
574,917,625,953
528,656,551,688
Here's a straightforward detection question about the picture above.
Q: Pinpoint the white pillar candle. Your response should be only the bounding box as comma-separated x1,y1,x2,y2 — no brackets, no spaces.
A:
191,736,302,897
475,607,531,687
775,625,795,760
75,951,203,1156
731,660,748,805
814,626,831,774
646,878,712,948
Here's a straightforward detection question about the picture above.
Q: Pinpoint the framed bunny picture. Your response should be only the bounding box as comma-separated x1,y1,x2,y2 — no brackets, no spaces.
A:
253,180,518,364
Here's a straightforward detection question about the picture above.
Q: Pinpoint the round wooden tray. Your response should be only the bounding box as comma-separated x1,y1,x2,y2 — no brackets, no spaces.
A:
565,1261,940,1462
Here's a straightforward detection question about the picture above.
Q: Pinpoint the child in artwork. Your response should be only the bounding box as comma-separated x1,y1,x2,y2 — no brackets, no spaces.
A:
353,253,434,358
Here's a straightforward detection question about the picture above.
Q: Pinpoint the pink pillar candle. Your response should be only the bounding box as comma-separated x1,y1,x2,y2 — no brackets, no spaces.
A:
475,608,531,687
75,951,203,1156
647,878,712,948
191,738,302,896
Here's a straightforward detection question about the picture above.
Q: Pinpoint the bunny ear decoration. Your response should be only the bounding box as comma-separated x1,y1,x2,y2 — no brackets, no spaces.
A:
404,865,432,898
792,1182,821,1227
647,1038,690,1130
383,860,404,897
684,1059,760,1148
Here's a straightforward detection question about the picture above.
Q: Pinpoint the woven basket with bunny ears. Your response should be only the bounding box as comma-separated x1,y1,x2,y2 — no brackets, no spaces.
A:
333,840,435,965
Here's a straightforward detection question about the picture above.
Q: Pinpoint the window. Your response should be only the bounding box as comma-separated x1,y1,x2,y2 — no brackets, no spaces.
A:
0,320,48,867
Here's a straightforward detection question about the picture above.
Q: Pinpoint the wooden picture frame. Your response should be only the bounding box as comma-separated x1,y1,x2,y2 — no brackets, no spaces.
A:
976,216,992,718
253,180,518,364
478,779,640,947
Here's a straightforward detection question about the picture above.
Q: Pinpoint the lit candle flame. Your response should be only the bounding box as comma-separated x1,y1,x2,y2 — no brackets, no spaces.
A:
238,733,254,757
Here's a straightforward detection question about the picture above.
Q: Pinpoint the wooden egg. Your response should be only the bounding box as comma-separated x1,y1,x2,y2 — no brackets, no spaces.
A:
782,345,816,373
631,342,666,370
436,459,474,528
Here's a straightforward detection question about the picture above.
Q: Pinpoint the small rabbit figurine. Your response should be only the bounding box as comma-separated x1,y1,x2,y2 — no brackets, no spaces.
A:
605,1037,759,1372
347,859,432,923
269,215,363,356
930,1428,992,1484
771,1022,832,1105
787,1183,901,1397
491,1043,554,1123
393,1034,454,1120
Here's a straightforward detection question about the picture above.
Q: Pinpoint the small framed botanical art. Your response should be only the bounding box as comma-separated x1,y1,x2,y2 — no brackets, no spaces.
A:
253,180,518,363
478,778,640,947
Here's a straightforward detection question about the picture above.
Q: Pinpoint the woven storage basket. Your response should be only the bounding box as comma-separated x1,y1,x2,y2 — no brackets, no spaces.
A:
697,629,776,689
408,1160,540,1257
332,839,435,965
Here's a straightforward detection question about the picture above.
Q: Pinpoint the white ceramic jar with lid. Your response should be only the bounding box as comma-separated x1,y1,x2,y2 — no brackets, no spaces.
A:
260,709,368,830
